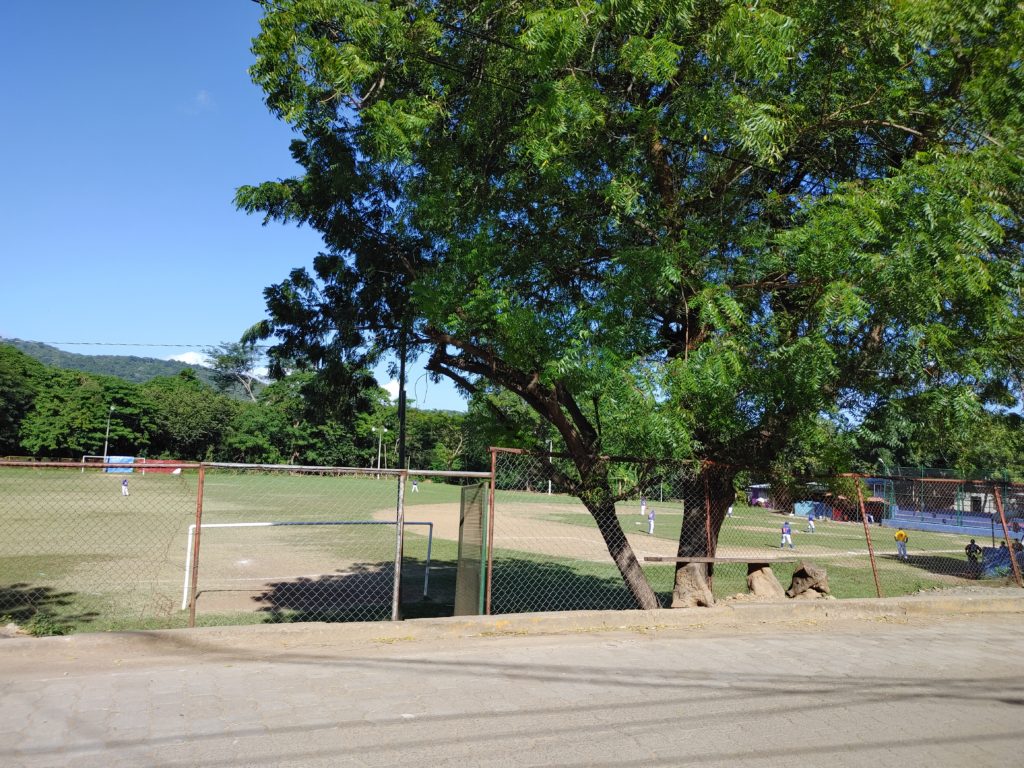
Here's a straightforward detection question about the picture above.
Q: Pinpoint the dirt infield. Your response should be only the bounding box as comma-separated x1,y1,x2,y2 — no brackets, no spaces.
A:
377,501,685,562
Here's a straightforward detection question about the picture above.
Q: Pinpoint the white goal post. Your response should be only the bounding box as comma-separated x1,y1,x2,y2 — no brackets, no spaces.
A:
80,455,108,472
181,520,435,611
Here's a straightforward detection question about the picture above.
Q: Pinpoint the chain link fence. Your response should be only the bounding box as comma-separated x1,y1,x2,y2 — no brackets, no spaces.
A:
0,461,488,633
187,464,405,624
487,449,1024,613
0,461,200,634
3,455,1022,634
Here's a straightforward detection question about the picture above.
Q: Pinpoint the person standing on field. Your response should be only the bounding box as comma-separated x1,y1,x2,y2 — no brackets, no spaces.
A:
121,478,129,497
780,520,794,549
640,494,647,518
965,539,982,564
647,507,655,535
895,528,909,561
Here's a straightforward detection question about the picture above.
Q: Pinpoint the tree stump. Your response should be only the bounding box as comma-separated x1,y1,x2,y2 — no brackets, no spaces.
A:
670,563,715,607
786,562,830,598
747,562,786,597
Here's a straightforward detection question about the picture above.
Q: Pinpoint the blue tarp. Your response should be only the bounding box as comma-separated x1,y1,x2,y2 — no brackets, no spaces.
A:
104,456,135,473
795,501,829,519
981,547,1024,579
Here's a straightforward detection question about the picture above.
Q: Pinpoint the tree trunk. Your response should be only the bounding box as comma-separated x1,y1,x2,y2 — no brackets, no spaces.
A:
671,563,714,607
671,466,737,607
581,484,660,610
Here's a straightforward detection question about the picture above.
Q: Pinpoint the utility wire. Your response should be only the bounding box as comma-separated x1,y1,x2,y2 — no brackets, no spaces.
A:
3,339,276,350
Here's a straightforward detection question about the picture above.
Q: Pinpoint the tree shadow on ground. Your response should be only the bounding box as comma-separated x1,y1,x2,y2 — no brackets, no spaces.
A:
879,553,984,581
490,557,660,613
249,555,662,624
251,564,394,623
0,583,99,634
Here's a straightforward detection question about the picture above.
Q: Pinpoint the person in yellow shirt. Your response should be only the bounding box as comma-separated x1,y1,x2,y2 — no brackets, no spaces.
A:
894,528,909,561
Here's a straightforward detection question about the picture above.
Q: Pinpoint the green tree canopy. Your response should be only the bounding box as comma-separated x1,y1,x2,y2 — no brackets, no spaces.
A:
141,371,236,461
19,371,155,459
0,344,47,455
240,0,1024,607
203,341,266,402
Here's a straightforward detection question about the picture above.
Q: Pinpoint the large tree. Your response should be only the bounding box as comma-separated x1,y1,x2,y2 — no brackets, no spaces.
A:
19,371,155,459
0,344,47,455
142,371,236,461
203,341,265,402
240,0,1024,607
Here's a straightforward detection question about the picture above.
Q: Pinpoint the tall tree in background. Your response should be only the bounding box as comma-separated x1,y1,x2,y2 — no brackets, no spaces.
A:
19,372,155,459
0,345,47,455
240,0,1024,607
204,342,265,402
142,371,236,461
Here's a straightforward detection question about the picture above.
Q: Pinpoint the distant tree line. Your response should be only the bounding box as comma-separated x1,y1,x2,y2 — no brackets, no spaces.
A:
0,343,498,471
1,342,1021,478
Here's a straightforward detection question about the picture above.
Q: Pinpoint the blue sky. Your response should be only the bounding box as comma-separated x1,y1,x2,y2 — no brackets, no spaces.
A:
0,2,464,411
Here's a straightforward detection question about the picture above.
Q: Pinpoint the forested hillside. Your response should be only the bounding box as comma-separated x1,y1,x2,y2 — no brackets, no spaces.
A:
3,338,217,386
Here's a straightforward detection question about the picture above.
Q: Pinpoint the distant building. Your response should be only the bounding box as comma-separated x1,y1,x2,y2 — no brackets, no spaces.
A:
746,483,771,507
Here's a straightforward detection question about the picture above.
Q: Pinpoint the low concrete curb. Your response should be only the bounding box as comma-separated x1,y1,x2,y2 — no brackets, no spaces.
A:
1,589,1021,667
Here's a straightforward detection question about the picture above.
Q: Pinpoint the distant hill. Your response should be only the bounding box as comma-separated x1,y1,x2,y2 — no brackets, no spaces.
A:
2,338,224,388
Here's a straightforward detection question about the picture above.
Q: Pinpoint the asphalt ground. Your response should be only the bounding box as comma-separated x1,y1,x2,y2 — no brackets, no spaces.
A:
1,589,1022,767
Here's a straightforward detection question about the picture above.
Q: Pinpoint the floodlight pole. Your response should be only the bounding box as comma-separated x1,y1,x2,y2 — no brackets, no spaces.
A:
102,406,115,464
374,426,388,477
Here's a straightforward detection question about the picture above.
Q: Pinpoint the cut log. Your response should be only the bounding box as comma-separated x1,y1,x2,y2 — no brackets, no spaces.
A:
786,562,830,598
747,562,786,598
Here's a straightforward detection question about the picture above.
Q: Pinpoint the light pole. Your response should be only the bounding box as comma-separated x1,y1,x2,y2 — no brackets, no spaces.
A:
102,406,115,465
373,426,388,476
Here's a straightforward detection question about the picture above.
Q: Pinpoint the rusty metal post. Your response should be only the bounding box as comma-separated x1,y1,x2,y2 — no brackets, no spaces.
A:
485,448,498,615
188,464,206,627
856,482,883,598
703,469,714,589
993,487,1023,588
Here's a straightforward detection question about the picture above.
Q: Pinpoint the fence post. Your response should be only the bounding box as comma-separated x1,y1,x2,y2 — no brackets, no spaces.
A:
485,448,497,615
856,482,883,598
703,469,713,589
993,487,1023,588
188,464,206,628
391,472,406,621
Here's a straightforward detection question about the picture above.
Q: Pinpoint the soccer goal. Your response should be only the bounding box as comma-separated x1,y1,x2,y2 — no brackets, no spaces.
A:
80,455,106,472
181,520,435,612
80,455,135,473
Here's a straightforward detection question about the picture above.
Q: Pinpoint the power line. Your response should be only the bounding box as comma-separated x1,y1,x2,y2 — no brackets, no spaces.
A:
3,339,276,350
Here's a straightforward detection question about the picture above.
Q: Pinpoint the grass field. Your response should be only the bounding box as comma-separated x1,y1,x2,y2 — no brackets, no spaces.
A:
0,467,1013,634
498,494,1000,604
0,467,468,633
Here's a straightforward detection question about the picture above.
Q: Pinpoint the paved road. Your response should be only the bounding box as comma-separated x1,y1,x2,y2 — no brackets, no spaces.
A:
1,602,1022,767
